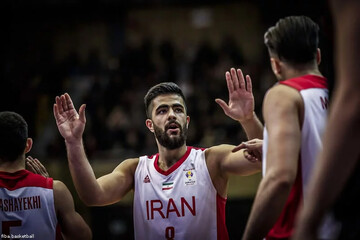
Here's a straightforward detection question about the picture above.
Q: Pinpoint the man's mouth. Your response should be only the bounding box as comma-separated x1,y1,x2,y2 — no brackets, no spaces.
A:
166,122,180,134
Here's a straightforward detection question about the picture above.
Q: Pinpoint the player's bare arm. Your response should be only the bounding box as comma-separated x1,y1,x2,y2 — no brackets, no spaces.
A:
242,85,302,240
94,157,139,206
205,144,262,198
53,180,92,240
53,93,135,206
216,67,263,140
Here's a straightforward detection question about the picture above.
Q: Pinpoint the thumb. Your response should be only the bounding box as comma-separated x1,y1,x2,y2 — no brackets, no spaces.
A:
215,98,229,113
79,104,87,123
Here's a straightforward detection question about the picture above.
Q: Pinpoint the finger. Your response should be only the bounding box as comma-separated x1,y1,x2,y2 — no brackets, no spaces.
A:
215,99,230,114
79,104,87,123
31,160,41,172
26,160,40,173
33,158,45,171
230,68,239,89
237,69,246,89
65,93,75,111
232,143,247,152
55,96,63,115
246,75,253,93
53,104,59,120
244,150,257,163
225,71,234,93
61,94,68,111
245,150,261,163
245,138,262,145
26,161,36,172
246,155,258,163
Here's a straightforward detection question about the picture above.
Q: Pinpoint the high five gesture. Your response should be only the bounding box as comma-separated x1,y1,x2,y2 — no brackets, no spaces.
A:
53,93,86,143
216,68,263,140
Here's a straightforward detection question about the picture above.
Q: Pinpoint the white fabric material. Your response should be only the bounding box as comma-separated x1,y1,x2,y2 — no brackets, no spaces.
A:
0,186,57,239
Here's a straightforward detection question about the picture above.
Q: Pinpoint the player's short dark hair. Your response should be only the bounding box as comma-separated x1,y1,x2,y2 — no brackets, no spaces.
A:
0,111,28,162
144,82,186,118
264,15,319,65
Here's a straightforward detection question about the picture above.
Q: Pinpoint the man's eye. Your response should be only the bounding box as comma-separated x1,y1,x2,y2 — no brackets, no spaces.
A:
175,108,183,113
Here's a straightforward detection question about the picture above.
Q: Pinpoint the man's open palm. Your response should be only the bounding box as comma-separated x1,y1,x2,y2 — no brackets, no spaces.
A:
53,93,86,143
216,68,255,122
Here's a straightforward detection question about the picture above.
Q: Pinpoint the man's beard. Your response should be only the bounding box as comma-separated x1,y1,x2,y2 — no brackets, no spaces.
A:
153,120,188,150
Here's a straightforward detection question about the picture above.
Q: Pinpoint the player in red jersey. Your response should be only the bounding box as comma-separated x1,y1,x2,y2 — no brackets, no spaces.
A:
241,16,339,240
0,111,91,240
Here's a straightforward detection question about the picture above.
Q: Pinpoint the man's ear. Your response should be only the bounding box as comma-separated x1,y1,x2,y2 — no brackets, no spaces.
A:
270,57,281,75
25,138,33,154
186,116,190,128
316,48,321,65
145,119,154,133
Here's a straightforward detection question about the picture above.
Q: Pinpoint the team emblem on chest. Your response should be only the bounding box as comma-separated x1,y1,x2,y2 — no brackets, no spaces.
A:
184,168,196,186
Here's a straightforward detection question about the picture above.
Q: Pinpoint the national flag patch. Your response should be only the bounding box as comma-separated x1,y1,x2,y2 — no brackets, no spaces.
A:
162,181,174,191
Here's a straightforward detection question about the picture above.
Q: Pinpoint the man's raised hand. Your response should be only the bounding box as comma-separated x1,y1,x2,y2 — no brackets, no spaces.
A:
53,93,86,143
215,68,255,123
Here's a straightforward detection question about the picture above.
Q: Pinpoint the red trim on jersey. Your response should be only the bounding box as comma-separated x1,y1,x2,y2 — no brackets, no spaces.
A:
56,224,64,240
280,75,327,91
266,158,303,239
217,194,229,240
0,170,53,190
190,146,206,151
154,146,192,176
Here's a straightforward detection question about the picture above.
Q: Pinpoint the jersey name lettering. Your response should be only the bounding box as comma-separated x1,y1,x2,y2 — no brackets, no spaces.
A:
0,196,41,212
146,196,196,220
320,96,329,109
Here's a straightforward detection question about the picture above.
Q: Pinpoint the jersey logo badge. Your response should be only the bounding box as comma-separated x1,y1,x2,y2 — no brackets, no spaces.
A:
184,170,196,186
144,175,151,183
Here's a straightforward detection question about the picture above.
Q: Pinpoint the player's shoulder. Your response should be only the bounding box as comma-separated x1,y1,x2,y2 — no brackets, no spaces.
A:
53,180,69,194
113,157,140,174
265,83,302,106
205,144,233,161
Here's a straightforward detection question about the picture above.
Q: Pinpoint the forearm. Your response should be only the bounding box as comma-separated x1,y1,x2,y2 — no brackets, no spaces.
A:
65,140,103,205
239,112,263,140
242,175,292,239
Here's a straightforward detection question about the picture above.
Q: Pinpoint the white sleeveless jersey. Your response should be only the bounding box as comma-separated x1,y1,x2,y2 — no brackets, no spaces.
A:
262,75,339,239
0,170,58,239
134,146,228,240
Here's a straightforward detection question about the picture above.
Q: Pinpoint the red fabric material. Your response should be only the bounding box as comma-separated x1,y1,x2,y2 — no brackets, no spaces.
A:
217,194,229,240
0,170,53,190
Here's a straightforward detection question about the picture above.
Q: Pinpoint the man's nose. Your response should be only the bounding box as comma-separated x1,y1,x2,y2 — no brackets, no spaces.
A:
168,109,176,119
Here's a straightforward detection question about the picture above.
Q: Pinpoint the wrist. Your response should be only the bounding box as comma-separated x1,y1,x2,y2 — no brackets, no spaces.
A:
239,112,257,125
65,138,83,147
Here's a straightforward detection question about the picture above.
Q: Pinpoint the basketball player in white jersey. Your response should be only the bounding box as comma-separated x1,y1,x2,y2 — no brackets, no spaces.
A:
53,67,263,240
0,111,92,240
241,16,339,240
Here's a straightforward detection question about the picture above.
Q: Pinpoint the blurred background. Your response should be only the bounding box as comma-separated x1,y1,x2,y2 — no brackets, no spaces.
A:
3,0,334,239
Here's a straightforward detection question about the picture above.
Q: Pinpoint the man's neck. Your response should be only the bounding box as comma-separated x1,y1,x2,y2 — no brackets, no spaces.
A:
280,61,323,80
0,159,25,173
157,145,188,171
